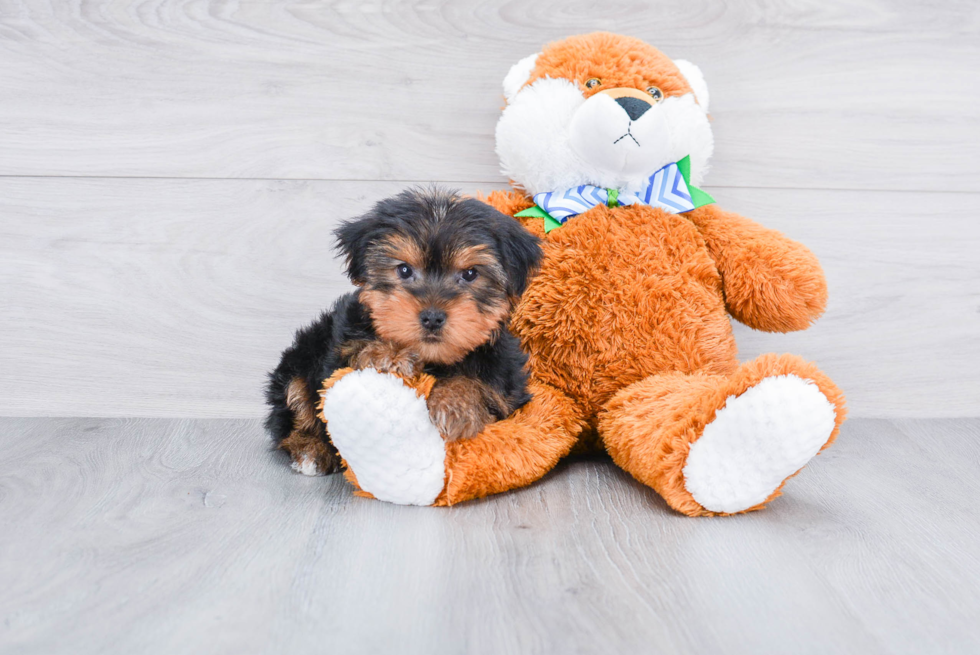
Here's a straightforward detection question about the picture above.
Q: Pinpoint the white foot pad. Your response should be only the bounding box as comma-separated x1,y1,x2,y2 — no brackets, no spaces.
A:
683,374,836,513
322,369,445,506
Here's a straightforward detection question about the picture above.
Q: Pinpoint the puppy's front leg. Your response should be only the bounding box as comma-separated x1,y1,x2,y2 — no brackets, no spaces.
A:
346,340,420,379
426,377,502,441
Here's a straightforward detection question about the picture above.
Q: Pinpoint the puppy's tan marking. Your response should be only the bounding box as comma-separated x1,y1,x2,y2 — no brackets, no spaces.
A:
286,377,318,433
281,378,341,474
279,430,340,475
427,376,507,441
359,287,429,353
349,340,420,378
383,234,425,270
447,244,498,271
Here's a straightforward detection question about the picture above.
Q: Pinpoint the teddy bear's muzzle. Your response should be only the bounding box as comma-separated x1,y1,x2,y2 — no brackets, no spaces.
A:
568,91,671,180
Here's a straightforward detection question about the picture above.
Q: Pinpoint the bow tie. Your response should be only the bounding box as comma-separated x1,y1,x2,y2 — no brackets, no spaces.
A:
515,156,714,233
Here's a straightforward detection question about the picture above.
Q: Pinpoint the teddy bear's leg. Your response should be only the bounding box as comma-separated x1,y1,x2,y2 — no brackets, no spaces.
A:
321,368,586,506
435,379,587,505
597,354,846,516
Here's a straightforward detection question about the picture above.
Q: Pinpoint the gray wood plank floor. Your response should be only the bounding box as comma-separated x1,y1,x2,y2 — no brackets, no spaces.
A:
1,417,978,654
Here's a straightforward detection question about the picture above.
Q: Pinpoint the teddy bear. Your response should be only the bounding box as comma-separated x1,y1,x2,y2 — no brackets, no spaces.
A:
318,32,846,516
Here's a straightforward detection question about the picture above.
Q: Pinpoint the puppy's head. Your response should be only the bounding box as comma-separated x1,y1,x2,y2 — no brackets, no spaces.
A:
496,32,713,195
335,188,541,365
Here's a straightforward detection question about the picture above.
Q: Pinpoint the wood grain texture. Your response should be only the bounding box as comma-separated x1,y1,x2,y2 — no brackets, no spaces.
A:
2,178,978,418
0,0,977,191
2,4,978,653
1,417,978,654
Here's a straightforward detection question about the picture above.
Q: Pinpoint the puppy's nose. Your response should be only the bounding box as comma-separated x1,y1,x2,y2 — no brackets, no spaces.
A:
615,96,651,121
419,308,447,332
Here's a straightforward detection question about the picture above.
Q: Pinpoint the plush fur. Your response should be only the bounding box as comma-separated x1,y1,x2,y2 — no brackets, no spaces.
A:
265,188,541,475
315,369,586,506
496,32,714,195
320,33,847,516
598,354,845,516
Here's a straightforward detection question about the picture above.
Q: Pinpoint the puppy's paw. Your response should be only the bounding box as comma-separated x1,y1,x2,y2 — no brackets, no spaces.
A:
280,432,342,476
290,452,337,476
426,377,496,441
351,341,419,379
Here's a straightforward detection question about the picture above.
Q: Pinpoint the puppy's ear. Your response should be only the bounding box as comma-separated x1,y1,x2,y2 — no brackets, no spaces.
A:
498,220,543,298
463,199,542,297
333,216,375,285
335,190,422,284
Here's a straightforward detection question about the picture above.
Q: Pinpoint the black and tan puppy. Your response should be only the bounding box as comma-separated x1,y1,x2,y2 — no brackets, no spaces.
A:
265,188,542,476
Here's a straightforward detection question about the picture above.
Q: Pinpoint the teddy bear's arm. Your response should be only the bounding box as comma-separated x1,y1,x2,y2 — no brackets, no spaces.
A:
478,190,545,236
686,204,827,332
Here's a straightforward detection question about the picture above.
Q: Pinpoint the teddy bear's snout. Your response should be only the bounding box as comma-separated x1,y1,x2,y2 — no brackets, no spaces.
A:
614,96,651,121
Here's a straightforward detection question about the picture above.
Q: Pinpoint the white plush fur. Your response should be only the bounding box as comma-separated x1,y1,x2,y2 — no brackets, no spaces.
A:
496,62,713,196
682,375,837,514
322,369,446,506
502,52,539,102
673,59,710,113
568,92,672,187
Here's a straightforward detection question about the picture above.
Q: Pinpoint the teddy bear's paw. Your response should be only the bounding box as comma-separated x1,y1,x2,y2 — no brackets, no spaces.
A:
682,374,837,514
321,368,445,505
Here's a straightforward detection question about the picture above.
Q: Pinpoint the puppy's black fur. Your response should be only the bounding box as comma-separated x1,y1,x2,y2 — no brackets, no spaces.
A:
265,188,541,475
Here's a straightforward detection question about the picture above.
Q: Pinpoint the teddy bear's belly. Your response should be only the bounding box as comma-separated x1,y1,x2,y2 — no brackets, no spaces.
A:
512,205,739,416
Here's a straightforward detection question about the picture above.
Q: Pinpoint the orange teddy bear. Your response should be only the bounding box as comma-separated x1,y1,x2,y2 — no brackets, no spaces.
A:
319,32,846,516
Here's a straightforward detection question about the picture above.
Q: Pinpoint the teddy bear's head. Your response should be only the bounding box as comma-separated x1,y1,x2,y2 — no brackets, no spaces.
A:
495,32,712,197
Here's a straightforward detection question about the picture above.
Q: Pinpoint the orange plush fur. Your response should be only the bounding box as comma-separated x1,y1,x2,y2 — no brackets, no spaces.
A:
525,32,696,104
324,33,846,515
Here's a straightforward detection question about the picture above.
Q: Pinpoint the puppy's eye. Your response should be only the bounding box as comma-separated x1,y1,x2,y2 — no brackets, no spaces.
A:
584,78,601,90
396,264,414,280
459,268,478,283
647,86,664,103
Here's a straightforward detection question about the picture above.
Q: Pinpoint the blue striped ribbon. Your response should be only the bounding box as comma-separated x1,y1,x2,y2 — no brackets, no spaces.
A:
519,157,714,233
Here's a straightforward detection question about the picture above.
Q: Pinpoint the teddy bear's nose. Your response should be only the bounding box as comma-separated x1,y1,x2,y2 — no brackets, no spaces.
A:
615,96,652,121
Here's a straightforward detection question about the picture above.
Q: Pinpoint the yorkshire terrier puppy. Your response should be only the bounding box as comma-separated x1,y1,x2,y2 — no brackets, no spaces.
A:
265,188,543,475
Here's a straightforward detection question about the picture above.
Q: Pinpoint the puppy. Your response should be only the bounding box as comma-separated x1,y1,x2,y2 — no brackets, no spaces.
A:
265,188,542,475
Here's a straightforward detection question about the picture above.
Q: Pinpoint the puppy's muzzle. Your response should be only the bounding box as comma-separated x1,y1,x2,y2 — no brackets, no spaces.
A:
419,308,447,333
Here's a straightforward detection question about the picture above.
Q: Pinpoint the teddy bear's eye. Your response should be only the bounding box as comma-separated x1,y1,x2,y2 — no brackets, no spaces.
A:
647,86,664,103
585,78,601,90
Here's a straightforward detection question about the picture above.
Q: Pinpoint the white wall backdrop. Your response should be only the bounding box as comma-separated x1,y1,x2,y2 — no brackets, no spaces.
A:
1,1,978,418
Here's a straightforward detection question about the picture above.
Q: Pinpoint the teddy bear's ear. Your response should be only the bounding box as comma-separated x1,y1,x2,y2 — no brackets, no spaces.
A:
502,52,541,102
674,59,710,113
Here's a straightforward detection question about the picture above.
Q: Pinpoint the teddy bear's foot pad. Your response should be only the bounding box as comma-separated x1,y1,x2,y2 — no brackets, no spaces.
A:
322,369,445,506
682,374,837,513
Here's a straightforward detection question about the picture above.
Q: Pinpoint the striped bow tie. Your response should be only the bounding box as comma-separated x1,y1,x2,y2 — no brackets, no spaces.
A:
515,156,714,233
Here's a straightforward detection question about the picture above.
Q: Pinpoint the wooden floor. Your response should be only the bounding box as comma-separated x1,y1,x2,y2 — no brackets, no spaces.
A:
1,417,979,654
